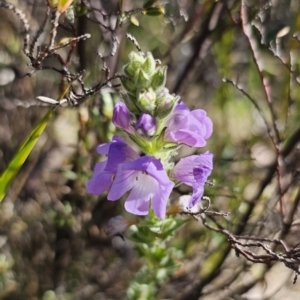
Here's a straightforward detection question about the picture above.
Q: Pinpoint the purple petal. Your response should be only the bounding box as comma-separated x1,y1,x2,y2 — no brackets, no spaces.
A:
172,153,213,185
108,156,174,218
125,197,150,216
112,102,135,134
172,152,213,207
167,129,206,147
175,102,188,111
87,136,139,197
165,104,213,147
191,110,213,139
86,161,113,195
107,169,136,200
105,140,139,172
135,113,157,136
189,186,204,207
152,180,174,218
96,136,125,155
124,173,157,215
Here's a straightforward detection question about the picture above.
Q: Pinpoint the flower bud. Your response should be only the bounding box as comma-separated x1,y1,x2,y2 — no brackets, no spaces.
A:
135,69,150,89
112,102,135,134
155,88,178,118
136,113,157,137
141,52,156,75
137,88,156,113
123,52,144,77
122,93,140,114
128,51,145,63
151,66,167,92
121,76,136,94
124,61,142,79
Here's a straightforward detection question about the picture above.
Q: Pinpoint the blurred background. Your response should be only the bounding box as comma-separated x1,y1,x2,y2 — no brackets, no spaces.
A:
1,0,300,299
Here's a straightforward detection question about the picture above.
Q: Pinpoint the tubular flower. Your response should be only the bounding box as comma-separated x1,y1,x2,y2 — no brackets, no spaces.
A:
86,136,139,195
135,113,157,137
107,156,175,219
112,102,135,135
165,102,213,147
171,152,213,207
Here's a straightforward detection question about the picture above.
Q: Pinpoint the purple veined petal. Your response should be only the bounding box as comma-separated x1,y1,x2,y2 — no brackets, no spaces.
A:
189,185,204,207
96,136,125,155
193,153,213,183
95,136,139,173
118,156,171,186
152,180,174,218
166,109,189,130
105,140,139,172
107,168,137,200
108,156,174,218
165,103,213,147
107,157,158,200
172,153,213,185
124,173,157,215
171,152,213,207
167,129,206,147
86,161,114,195
191,110,213,139
172,155,200,184
140,157,172,185
87,136,140,197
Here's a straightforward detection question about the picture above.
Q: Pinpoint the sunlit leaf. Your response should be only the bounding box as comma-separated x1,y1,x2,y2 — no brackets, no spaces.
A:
0,108,55,202
0,80,73,202
48,0,58,8
143,7,164,16
47,0,73,13
130,15,140,27
58,0,73,13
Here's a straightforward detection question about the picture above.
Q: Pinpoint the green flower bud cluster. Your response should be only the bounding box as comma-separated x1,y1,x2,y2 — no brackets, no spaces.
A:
121,52,178,118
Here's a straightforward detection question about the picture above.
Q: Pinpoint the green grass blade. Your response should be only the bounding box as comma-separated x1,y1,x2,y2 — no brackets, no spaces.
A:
0,108,55,202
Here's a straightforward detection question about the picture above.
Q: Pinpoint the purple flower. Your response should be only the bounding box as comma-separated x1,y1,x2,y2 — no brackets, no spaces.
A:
107,156,174,219
112,102,135,134
86,136,139,195
165,102,213,147
135,113,157,137
171,152,213,207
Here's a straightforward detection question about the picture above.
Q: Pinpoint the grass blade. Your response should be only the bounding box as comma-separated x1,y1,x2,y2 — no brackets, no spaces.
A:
0,108,55,201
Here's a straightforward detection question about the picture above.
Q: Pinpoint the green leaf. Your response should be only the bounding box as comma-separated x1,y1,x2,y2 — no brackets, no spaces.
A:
0,108,55,202
142,7,164,16
160,218,188,239
130,225,160,244
0,78,74,202
143,0,158,9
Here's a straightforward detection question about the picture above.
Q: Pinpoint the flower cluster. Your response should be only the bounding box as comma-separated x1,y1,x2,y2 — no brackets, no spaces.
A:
87,52,213,219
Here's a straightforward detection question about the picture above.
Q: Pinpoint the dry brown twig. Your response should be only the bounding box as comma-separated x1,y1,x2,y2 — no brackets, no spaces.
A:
181,197,300,284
